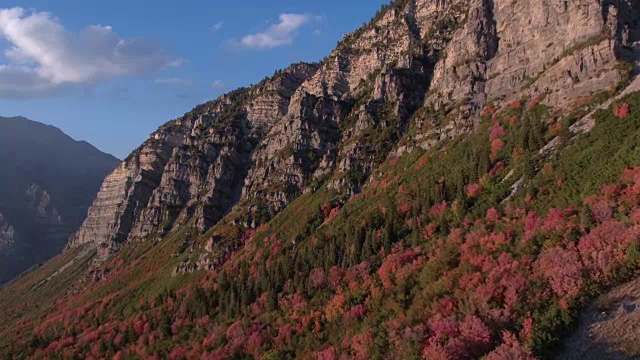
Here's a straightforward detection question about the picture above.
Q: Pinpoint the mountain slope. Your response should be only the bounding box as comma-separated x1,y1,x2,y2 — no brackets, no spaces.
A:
0,116,120,283
1,0,640,359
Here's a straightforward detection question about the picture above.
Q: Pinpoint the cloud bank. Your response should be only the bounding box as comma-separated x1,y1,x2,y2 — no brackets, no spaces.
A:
0,7,178,97
238,13,318,50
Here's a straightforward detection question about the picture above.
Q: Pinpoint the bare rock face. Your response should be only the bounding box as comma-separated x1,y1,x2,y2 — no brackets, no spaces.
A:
69,0,640,252
70,64,320,247
483,0,619,106
0,212,16,253
25,184,63,225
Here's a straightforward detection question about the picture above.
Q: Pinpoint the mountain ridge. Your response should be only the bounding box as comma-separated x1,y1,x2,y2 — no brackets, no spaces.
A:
0,116,119,159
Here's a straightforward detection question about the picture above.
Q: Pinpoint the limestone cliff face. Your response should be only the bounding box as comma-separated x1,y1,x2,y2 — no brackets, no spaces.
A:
70,0,640,250
482,0,637,106
69,64,320,248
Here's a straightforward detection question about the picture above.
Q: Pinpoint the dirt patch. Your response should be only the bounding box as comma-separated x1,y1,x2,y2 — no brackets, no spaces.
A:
557,274,640,360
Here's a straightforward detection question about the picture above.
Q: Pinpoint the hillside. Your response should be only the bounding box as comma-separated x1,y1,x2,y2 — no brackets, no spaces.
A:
1,0,640,359
0,116,120,284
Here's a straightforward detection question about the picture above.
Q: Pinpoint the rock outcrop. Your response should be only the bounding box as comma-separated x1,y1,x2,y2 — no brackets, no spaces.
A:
0,212,16,254
69,0,640,253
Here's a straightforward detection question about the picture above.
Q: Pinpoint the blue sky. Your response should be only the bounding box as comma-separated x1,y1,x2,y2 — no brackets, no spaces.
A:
0,1,388,159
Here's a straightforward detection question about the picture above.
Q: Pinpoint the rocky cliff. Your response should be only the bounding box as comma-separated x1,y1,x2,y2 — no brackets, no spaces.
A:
70,0,639,254
0,117,119,283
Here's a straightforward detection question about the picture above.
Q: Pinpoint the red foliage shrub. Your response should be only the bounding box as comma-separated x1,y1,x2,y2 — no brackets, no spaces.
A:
325,291,346,320
430,202,448,218
171,318,186,335
421,340,451,360
466,183,482,198
584,195,614,223
428,314,459,340
417,154,431,169
321,203,332,218
578,220,635,277
508,100,522,110
481,106,497,117
349,330,373,360
314,346,337,360
241,229,256,242
399,203,412,215
523,211,542,242
622,167,640,185
600,184,622,198
490,123,506,142
346,304,366,319
490,139,505,160
613,103,630,118
169,346,189,360
280,293,306,315
225,321,247,351
328,266,342,290
542,208,566,233
424,314,492,359
459,315,493,357
309,267,326,289
486,208,500,223
503,114,518,125
274,323,293,348
485,332,535,360
520,316,534,342
326,206,341,223
246,329,263,356
537,246,584,298
378,246,423,288
422,223,437,239
489,161,505,176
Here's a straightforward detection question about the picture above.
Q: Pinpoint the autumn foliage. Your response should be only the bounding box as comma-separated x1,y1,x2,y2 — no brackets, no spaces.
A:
1,93,639,360
614,102,630,118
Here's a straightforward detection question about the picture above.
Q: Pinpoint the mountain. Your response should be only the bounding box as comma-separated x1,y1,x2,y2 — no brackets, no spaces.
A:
0,116,120,284
1,0,640,359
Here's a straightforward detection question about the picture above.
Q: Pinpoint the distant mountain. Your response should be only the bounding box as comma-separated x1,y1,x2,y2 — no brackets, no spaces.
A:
0,116,119,283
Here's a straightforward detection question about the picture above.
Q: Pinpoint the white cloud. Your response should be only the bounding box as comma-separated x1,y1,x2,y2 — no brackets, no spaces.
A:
211,80,226,90
167,58,188,68
154,77,192,86
212,21,224,31
0,7,178,97
238,13,317,50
